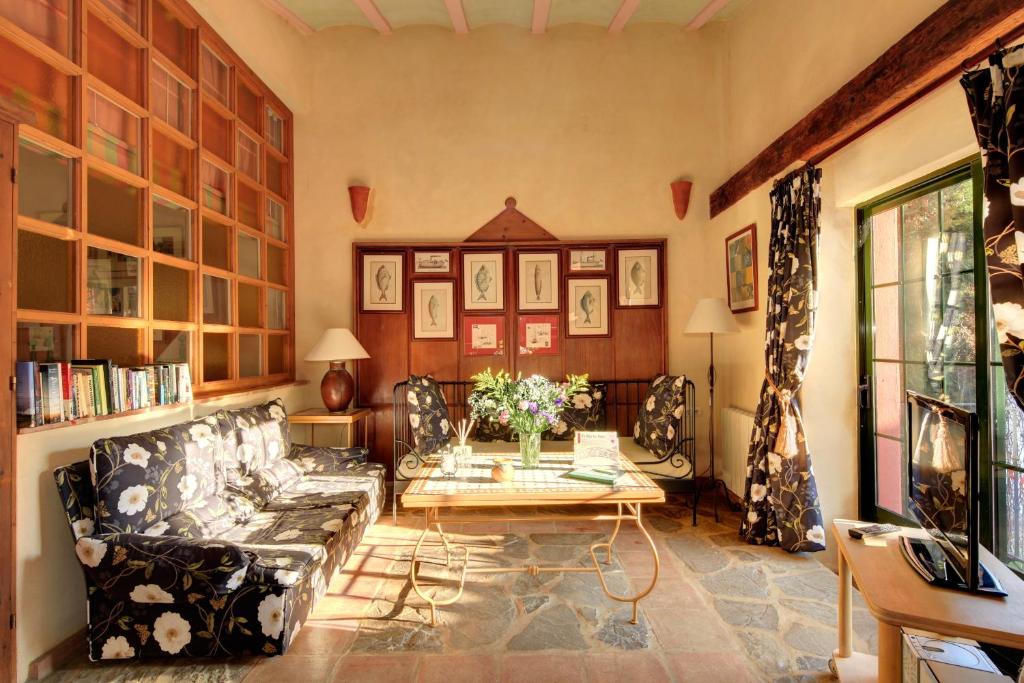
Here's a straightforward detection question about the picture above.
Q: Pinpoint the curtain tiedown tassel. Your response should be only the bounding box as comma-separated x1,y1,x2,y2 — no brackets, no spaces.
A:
765,373,801,458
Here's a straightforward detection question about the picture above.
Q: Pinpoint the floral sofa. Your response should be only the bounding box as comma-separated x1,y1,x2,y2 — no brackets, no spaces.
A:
53,398,384,662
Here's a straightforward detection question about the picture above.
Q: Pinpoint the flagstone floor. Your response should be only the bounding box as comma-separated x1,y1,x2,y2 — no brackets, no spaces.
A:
45,495,876,682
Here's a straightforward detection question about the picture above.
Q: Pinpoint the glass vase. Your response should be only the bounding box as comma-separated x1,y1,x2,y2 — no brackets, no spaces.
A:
518,430,542,469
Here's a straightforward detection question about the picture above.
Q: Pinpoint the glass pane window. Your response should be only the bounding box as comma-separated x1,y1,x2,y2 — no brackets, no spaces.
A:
266,154,286,198
267,244,286,285
0,0,73,56
268,334,286,374
237,130,260,181
239,334,262,377
153,263,191,322
238,182,260,230
201,104,231,162
237,82,260,132
237,232,260,279
266,197,285,241
203,332,230,381
87,89,141,174
266,107,284,154
201,218,230,270
153,1,192,74
88,325,141,366
17,322,74,362
97,0,139,30
238,283,260,328
151,63,192,137
201,159,230,216
201,45,230,107
268,288,286,330
18,231,74,312
87,14,142,103
88,170,142,246
202,274,231,325
152,130,192,197
18,139,72,226
86,247,140,317
154,329,189,364
153,196,192,259
0,38,73,140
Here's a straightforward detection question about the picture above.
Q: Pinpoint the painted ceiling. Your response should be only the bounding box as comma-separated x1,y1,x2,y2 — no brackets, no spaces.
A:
272,0,751,33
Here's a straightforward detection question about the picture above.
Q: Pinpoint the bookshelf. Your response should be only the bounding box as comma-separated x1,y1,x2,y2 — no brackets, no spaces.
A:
3,0,296,417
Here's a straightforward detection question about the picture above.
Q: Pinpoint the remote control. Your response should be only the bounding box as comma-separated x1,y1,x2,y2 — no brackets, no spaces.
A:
848,523,900,539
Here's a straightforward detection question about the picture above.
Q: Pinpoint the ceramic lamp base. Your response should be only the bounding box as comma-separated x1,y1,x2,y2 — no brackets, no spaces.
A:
320,361,354,412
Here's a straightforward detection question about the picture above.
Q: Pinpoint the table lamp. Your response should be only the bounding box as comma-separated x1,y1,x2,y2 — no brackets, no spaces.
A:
684,297,739,521
304,328,370,412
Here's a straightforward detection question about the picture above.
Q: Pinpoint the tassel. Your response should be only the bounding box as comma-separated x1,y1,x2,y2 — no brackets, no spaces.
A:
772,389,800,458
930,413,959,473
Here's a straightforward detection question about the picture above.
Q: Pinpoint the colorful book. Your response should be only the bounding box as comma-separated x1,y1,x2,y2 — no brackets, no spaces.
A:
15,362,39,428
565,467,621,486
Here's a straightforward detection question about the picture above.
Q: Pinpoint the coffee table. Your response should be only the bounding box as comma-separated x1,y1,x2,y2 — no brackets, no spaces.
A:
401,448,665,626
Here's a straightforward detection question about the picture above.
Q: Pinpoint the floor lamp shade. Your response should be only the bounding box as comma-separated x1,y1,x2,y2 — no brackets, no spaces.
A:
304,329,370,412
684,298,739,335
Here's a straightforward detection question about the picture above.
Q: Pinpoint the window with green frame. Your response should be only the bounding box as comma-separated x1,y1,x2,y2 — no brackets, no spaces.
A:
857,157,1024,573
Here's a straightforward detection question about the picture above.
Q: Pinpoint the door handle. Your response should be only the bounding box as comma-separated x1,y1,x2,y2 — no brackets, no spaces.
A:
858,380,871,410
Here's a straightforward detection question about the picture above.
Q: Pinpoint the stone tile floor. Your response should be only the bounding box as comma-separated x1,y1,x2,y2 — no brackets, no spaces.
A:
45,495,876,682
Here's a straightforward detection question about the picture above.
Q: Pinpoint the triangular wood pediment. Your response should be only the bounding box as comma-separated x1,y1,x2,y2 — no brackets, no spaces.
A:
465,197,557,242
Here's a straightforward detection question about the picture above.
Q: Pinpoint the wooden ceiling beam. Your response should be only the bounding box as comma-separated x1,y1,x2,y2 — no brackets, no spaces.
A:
445,0,470,34
532,0,551,35
608,0,640,34
260,0,315,35
686,0,730,32
710,0,1024,218
352,0,392,35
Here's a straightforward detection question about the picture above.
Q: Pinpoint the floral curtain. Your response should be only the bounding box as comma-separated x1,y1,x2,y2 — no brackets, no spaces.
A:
739,165,826,552
962,44,1024,411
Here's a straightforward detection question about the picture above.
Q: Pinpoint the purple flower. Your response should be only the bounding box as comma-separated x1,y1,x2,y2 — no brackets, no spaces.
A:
528,402,538,414
555,397,564,407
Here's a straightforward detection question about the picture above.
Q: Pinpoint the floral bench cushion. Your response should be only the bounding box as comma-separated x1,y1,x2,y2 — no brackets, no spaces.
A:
406,375,451,455
633,375,688,459
547,382,608,441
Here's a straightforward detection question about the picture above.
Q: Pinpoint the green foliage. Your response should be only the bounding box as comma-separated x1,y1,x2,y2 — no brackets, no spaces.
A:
468,370,588,435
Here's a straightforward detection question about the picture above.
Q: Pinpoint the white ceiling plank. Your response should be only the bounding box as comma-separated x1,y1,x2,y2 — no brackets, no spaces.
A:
532,0,551,34
608,0,641,33
686,0,731,30
260,0,315,35
353,0,393,34
444,0,470,33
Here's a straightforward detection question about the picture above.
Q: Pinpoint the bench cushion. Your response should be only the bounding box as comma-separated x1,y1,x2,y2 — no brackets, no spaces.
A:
406,375,451,455
633,375,688,460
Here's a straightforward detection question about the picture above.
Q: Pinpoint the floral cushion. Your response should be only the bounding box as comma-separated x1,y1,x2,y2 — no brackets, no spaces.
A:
406,375,451,455
166,416,224,503
288,444,368,474
546,383,607,441
474,415,517,442
633,375,688,459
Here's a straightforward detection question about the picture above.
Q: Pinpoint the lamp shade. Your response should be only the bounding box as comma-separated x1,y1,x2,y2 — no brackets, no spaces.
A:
304,328,370,362
684,298,740,335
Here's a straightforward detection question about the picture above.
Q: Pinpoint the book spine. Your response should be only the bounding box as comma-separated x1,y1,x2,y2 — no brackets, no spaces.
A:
15,362,38,428
33,369,43,426
60,362,73,419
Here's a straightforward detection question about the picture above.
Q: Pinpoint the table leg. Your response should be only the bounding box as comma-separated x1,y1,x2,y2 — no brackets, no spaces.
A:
836,549,853,659
877,621,901,683
588,503,660,624
409,507,469,627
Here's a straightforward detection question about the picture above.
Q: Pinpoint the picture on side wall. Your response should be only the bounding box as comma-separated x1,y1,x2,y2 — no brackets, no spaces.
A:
518,314,559,355
569,249,607,272
617,248,659,307
414,251,451,273
725,224,758,313
464,315,505,356
517,252,559,311
412,281,455,339
567,278,609,336
362,253,403,312
463,252,504,311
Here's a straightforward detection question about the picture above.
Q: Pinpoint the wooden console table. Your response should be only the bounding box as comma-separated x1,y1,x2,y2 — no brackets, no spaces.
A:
831,519,1024,682
288,407,372,448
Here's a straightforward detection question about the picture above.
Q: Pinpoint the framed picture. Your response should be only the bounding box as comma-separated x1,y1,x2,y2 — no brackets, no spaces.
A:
362,253,403,312
414,251,451,273
463,252,504,310
518,314,559,355
566,278,609,336
412,281,455,339
569,249,607,272
617,248,659,307
725,224,758,313
517,252,559,311
464,315,504,356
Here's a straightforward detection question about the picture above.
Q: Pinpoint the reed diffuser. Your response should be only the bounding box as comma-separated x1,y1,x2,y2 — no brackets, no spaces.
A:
449,418,475,468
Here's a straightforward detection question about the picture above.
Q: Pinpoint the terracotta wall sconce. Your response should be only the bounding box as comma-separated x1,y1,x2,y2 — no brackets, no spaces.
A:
670,179,692,220
348,185,372,225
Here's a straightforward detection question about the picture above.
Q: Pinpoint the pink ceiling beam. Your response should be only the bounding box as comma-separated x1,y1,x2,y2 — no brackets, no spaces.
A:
444,0,470,34
686,0,731,31
608,0,641,33
532,0,551,34
260,0,314,35
353,0,392,34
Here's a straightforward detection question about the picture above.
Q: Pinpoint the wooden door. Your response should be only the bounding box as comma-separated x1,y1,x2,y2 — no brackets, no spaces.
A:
0,115,17,681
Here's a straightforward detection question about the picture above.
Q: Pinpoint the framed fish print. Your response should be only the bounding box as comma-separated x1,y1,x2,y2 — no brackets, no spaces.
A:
464,315,504,356
362,253,403,312
517,252,559,311
617,248,659,307
463,252,504,311
414,251,451,274
725,224,758,313
412,281,455,339
518,314,559,355
566,278,609,336
569,249,607,272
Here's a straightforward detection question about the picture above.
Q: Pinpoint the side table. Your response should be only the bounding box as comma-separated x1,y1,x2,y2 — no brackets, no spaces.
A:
288,407,372,449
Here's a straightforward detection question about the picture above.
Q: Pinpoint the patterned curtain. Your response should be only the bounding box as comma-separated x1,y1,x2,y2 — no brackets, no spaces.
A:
962,45,1024,411
739,165,826,552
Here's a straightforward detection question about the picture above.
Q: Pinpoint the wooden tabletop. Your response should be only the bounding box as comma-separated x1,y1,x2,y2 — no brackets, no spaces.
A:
832,520,1024,649
287,407,372,423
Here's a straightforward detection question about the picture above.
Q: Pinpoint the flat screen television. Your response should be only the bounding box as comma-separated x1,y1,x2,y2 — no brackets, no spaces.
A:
903,391,1005,596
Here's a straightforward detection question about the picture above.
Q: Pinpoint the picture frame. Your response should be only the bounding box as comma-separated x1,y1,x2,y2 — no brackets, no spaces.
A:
518,314,559,355
569,249,607,272
725,224,758,313
617,248,659,307
463,252,504,311
464,315,505,356
517,251,559,311
362,253,404,312
412,281,455,339
566,277,609,336
414,251,451,274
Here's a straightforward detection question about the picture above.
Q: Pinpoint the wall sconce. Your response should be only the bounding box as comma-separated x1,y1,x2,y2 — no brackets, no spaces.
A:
670,179,692,220
348,185,372,225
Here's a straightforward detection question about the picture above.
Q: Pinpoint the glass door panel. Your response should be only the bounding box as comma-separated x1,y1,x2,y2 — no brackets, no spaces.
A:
0,0,73,56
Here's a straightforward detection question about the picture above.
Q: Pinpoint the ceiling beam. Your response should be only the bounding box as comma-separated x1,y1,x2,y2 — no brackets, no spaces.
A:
532,0,551,34
608,0,640,33
444,0,470,34
685,0,730,31
709,0,1024,218
260,0,314,36
352,0,392,35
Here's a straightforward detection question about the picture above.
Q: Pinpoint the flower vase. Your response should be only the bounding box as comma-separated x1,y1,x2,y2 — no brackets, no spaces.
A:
518,431,542,469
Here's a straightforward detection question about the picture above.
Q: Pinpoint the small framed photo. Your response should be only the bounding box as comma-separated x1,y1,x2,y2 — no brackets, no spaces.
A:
412,281,454,339
464,316,504,356
569,249,607,272
725,224,758,313
518,314,559,355
566,278,609,336
517,252,559,311
617,248,659,307
414,251,451,274
362,253,403,312
463,252,504,311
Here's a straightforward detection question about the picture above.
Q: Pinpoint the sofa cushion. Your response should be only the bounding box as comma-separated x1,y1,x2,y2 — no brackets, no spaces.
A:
474,415,517,442
406,375,451,455
633,375,688,459
546,382,607,441
166,416,225,502
262,466,384,513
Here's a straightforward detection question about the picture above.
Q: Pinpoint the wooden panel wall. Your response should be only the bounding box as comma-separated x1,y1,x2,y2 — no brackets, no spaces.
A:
353,239,668,468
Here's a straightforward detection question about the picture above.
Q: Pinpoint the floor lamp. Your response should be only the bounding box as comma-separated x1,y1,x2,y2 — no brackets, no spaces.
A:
684,298,739,522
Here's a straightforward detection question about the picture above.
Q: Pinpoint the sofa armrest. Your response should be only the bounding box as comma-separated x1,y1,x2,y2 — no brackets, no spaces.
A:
287,443,369,474
74,533,251,600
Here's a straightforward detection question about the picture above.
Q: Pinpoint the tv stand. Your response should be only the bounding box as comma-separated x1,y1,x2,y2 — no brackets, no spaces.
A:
830,520,1024,682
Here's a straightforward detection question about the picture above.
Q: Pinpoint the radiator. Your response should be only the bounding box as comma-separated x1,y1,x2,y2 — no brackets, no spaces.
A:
720,406,755,497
